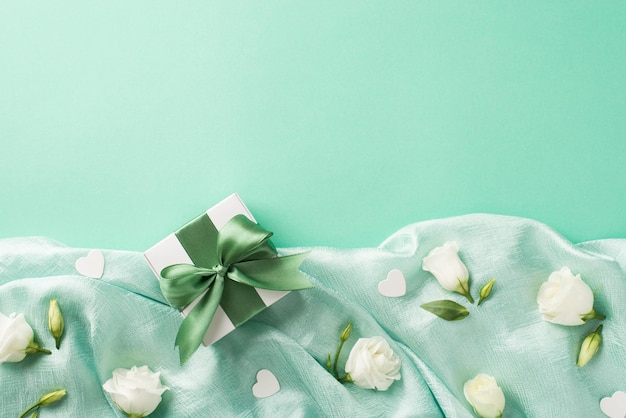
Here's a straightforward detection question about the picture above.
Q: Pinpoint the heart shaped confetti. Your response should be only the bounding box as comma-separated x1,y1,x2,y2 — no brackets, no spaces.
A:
75,249,105,278
378,269,407,297
252,369,280,399
601,391,626,418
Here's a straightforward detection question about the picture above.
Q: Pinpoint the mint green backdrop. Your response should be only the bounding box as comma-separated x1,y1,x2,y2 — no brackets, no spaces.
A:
1,2,625,251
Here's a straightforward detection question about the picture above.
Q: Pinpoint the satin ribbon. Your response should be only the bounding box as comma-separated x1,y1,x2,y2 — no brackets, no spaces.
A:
160,214,312,364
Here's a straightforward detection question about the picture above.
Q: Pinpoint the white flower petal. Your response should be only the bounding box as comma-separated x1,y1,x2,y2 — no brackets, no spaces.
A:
464,374,505,418
103,365,168,416
345,337,401,391
422,241,470,292
536,267,596,326
0,312,35,364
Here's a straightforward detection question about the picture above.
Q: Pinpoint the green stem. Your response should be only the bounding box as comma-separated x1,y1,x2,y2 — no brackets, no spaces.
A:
581,310,606,321
458,279,474,304
338,374,353,383
26,347,52,355
18,403,40,418
24,341,52,355
333,339,346,379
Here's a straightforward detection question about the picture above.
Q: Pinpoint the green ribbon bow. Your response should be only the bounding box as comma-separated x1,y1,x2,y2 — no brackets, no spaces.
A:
160,214,312,364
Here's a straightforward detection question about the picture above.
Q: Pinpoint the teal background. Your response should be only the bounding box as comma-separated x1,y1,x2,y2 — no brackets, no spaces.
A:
1,2,625,251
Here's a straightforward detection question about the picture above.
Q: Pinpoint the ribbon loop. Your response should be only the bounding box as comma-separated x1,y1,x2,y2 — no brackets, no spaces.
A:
217,215,274,267
160,264,217,310
159,214,312,364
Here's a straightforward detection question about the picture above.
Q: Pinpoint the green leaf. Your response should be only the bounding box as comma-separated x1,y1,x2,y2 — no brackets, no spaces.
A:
420,300,470,321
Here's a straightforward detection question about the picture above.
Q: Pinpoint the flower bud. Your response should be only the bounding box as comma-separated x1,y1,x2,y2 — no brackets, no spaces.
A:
48,299,64,350
18,389,66,418
577,324,602,367
340,322,352,342
38,389,67,406
478,279,495,306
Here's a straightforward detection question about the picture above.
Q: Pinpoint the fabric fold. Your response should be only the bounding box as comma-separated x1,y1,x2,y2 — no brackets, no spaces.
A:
0,215,624,417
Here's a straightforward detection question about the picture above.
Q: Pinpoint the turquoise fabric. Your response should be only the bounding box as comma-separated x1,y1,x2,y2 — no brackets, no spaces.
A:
1,214,624,417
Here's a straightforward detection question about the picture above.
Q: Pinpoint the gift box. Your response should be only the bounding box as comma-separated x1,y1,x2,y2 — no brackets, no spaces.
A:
144,194,303,349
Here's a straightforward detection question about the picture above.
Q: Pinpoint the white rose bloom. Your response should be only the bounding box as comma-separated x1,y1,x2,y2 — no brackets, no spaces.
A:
537,267,603,326
423,241,473,302
103,365,169,417
463,374,505,418
344,336,401,391
0,312,35,363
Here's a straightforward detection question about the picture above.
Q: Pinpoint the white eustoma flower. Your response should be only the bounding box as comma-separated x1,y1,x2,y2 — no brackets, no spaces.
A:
464,374,505,418
537,267,604,326
422,241,473,303
0,312,50,363
103,366,169,418
344,336,401,391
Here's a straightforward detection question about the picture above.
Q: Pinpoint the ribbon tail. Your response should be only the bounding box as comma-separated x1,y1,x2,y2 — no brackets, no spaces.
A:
175,276,224,365
230,252,313,290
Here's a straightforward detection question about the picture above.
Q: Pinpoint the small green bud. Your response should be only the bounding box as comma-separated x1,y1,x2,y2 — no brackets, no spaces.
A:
477,278,496,306
18,389,66,418
577,325,602,367
38,389,67,406
48,299,64,349
326,354,332,371
340,322,352,342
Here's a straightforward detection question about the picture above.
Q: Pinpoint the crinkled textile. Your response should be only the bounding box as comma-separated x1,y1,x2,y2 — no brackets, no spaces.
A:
0,214,624,417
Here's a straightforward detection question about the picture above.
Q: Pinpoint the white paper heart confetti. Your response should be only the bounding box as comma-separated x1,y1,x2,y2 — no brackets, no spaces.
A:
601,391,626,418
252,369,280,399
75,249,105,278
378,269,407,297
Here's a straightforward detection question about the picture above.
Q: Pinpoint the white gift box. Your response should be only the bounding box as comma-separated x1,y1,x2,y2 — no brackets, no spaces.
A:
144,193,289,346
